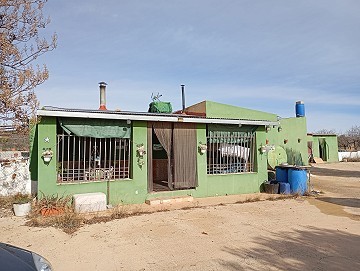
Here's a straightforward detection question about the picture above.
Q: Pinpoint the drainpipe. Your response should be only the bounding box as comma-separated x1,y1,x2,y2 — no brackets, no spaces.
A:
99,82,107,110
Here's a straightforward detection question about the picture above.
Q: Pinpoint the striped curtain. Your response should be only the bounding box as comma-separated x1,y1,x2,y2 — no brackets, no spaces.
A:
153,122,173,190
173,123,197,189
147,123,153,192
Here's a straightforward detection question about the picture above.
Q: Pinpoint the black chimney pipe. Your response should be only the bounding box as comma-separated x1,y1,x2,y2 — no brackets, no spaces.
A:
181,84,185,112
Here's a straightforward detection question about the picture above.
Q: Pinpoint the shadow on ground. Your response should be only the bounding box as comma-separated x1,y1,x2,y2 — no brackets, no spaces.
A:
310,167,360,178
317,197,360,208
218,227,360,271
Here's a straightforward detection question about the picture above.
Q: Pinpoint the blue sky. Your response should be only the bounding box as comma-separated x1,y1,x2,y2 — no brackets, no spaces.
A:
36,0,359,133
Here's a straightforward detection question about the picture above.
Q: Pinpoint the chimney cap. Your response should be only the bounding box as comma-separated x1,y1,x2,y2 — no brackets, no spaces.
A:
99,81,107,86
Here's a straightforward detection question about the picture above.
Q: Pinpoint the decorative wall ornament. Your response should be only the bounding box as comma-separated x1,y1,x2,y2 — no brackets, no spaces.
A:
136,144,146,167
42,148,53,163
198,142,207,154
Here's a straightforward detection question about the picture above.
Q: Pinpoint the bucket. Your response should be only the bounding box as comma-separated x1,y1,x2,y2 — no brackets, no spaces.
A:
295,101,305,117
264,182,279,194
288,168,308,195
279,182,291,194
275,167,288,182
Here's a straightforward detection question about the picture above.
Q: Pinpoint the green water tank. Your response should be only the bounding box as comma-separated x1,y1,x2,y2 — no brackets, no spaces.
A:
148,101,173,113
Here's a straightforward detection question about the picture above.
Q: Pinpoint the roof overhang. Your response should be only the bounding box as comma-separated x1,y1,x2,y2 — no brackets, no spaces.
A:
37,109,279,127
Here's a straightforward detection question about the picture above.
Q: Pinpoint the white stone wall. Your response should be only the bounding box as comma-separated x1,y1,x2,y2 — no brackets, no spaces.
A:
0,151,31,196
338,151,360,161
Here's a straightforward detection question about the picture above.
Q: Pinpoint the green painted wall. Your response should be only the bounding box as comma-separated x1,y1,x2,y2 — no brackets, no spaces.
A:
147,124,268,200
205,101,278,121
310,135,339,162
37,117,148,205
35,116,269,204
29,124,38,182
266,117,308,166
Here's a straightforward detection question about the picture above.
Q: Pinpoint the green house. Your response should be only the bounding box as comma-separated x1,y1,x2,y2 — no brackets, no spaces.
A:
307,133,339,163
30,100,324,205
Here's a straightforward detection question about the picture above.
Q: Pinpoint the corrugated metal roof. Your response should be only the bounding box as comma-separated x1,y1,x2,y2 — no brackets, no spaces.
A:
38,106,279,126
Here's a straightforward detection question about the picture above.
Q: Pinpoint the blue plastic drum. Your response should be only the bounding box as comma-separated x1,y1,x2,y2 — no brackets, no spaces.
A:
275,167,288,183
296,101,305,117
288,168,308,195
279,182,291,194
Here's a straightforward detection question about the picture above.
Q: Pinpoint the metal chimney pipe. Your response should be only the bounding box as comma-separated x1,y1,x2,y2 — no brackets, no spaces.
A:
181,84,185,113
99,82,107,110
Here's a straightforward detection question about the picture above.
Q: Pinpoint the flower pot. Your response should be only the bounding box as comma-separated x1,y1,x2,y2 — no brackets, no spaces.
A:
41,207,64,216
13,202,31,217
43,156,52,162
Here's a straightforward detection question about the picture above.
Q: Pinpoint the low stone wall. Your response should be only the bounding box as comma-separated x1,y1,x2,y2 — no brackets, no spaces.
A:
0,151,31,196
338,151,360,161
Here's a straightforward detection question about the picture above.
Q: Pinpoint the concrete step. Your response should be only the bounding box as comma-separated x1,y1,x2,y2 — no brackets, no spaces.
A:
145,196,194,206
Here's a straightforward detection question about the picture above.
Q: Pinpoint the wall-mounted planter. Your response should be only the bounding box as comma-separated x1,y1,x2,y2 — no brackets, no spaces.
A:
43,156,52,163
42,148,53,163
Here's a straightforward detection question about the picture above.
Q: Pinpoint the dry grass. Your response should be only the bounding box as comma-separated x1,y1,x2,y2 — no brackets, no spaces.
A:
344,157,360,162
26,210,83,234
0,196,15,218
24,193,311,234
235,195,262,204
0,195,15,209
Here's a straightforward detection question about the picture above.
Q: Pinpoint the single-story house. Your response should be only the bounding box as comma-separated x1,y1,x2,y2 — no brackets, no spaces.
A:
29,87,335,205
307,133,339,163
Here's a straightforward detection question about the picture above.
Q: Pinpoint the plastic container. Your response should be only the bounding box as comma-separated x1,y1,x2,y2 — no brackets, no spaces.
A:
295,101,305,117
275,167,288,182
264,182,279,194
279,182,291,194
13,202,31,217
288,168,308,195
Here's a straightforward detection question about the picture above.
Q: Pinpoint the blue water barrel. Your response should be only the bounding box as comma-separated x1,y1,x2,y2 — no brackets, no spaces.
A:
288,168,308,195
275,167,288,182
295,101,305,117
279,182,291,194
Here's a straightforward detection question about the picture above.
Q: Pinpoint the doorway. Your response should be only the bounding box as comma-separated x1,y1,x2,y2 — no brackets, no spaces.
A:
147,122,198,192
319,138,328,161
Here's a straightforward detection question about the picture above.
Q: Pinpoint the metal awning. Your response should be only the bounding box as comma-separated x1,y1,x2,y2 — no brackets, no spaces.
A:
37,108,279,127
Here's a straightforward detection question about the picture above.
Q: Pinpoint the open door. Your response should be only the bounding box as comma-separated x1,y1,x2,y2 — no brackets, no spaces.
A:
147,122,197,192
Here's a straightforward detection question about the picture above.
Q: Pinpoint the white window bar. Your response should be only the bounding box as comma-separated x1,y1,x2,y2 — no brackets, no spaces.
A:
207,130,255,174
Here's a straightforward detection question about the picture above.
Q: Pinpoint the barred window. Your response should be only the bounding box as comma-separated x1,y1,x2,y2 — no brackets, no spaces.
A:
207,127,256,174
56,131,130,183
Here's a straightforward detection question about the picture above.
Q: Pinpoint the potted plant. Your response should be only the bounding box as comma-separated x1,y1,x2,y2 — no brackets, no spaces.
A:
13,193,32,217
42,148,53,163
37,192,71,216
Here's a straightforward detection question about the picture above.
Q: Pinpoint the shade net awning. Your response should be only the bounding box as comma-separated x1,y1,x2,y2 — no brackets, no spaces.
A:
59,118,131,138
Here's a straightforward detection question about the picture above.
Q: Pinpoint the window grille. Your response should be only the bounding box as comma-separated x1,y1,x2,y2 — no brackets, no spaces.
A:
207,131,256,174
56,132,130,183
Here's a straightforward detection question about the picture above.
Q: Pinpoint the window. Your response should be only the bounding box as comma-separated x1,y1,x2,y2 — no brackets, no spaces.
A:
56,129,131,183
207,126,256,174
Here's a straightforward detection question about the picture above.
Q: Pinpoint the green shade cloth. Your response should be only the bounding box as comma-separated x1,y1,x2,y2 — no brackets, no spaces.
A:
148,102,173,113
207,124,256,143
59,118,131,138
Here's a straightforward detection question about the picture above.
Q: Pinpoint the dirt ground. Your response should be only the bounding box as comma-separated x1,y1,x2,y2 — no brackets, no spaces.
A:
0,162,359,271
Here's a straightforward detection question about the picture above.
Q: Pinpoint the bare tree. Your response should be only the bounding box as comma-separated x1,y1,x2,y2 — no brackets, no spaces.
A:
346,125,360,151
337,126,360,151
314,129,337,135
0,0,56,132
